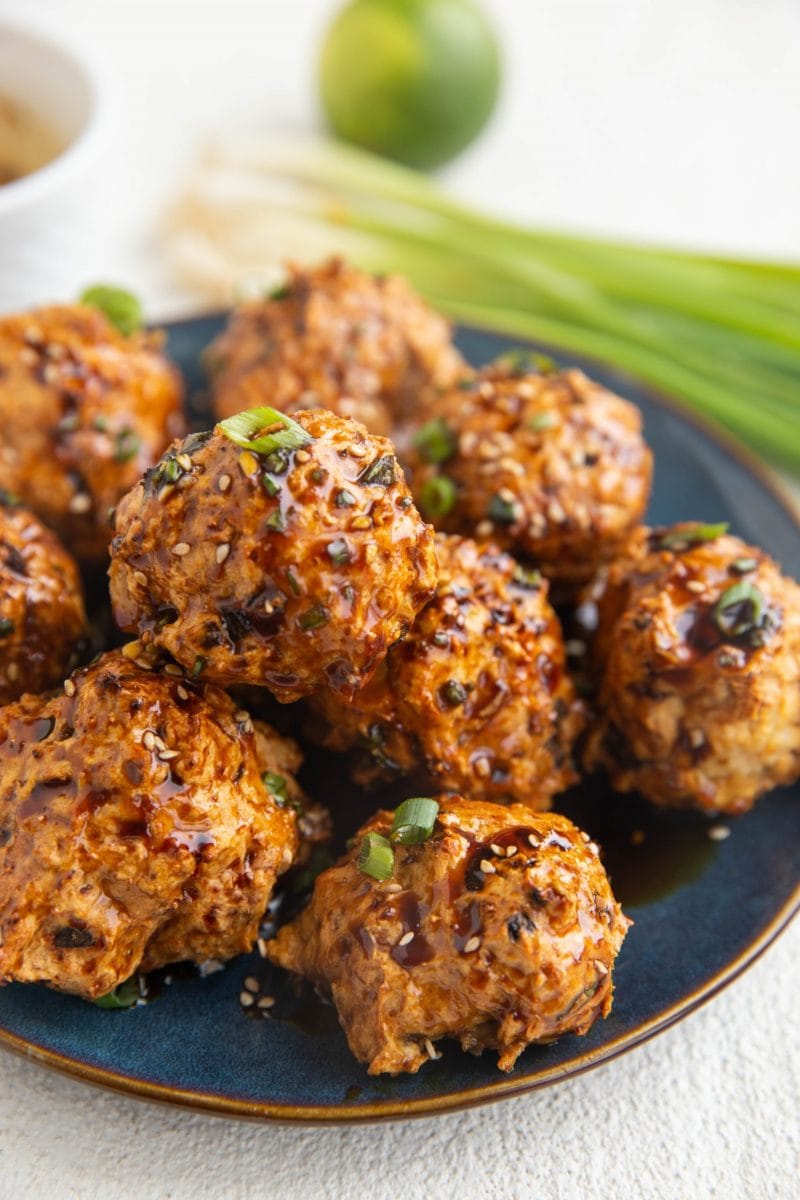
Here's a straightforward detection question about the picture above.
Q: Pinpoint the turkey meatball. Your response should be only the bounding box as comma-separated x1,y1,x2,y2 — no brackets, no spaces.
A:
405,362,652,595
584,523,800,814
0,649,302,999
307,534,584,806
0,304,185,562
109,409,438,702
0,494,88,704
267,795,630,1075
207,258,465,435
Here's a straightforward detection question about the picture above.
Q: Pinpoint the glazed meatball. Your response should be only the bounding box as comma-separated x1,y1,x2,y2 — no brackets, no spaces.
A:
584,523,800,815
267,796,630,1075
307,534,584,806
207,259,466,435
405,362,652,595
109,409,438,702
0,649,302,999
0,304,185,562
0,494,87,704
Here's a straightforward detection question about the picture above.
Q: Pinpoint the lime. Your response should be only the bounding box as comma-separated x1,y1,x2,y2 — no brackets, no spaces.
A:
318,0,501,170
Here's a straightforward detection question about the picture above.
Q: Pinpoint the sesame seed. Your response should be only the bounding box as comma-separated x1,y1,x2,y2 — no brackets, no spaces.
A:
708,824,731,841
479,859,496,874
589,842,600,855
158,484,175,503
463,936,481,954
281,847,293,865
19,347,38,366
257,996,275,1010
528,834,539,847
239,991,255,1008
69,494,91,515
348,444,367,458
142,730,155,751
397,931,414,947
243,976,259,993
423,1038,440,1061
498,487,516,503
6,664,18,681
134,571,148,587
176,685,189,701
163,664,183,676
351,515,372,530
546,500,566,524
384,882,403,894
172,542,190,556
177,454,193,472
294,449,311,463
135,657,152,670
686,580,705,594
257,938,268,958
63,679,76,697
475,520,493,539
152,734,166,752
216,542,231,564
159,749,179,762
689,728,706,748
218,474,231,492
177,475,194,490
43,364,60,386
505,845,517,857
121,641,141,660
596,961,609,976
473,757,491,779
490,843,503,856
235,710,250,723
565,639,587,656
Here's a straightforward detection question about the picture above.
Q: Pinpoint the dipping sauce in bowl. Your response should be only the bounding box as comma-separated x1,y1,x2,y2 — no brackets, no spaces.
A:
0,91,63,186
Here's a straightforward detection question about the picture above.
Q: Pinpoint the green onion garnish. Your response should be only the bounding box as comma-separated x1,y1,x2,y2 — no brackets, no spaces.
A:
528,411,556,432
265,508,286,533
0,490,21,508
114,428,141,463
94,977,140,1009
713,580,766,638
262,771,288,805
413,418,457,465
390,797,440,845
268,282,291,301
359,455,397,487
335,488,356,507
218,407,312,456
261,473,280,497
0,617,14,637
191,656,206,677
495,348,556,377
420,475,457,518
298,604,329,630
326,538,351,566
487,494,517,525
660,522,729,550
80,285,142,336
512,563,543,590
730,557,758,575
440,679,467,707
357,832,395,880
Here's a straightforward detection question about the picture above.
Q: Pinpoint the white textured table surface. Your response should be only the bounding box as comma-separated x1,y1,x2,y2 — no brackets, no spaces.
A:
0,3,798,1197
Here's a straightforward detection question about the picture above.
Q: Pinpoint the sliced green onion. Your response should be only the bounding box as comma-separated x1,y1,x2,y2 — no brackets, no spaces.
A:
191,656,206,677
413,418,457,465
359,455,397,487
512,563,543,590
420,475,456,518
495,348,556,377
0,490,21,508
114,428,141,463
326,537,351,566
265,508,286,533
357,832,395,880
262,771,288,804
80,284,142,336
335,488,356,507
390,797,440,845
268,282,291,301
730,557,758,575
439,679,467,708
528,411,556,432
487,494,517,524
94,977,140,1009
660,522,729,550
0,617,14,637
713,580,766,638
298,603,329,630
218,407,312,456
262,473,281,497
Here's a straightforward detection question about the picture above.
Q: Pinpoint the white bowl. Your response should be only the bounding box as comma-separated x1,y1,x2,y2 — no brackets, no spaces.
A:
0,21,108,311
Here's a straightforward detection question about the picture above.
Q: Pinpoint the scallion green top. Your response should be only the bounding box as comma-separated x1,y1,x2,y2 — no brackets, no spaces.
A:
218,408,312,456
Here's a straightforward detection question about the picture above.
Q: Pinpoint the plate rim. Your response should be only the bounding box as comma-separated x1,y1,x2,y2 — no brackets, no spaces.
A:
1,314,798,1124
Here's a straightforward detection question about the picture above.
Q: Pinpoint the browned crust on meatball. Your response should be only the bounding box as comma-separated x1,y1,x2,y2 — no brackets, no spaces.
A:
208,259,465,435
0,650,301,999
267,796,629,1075
307,534,584,806
0,496,87,703
109,410,438,702
0,304,185,562
405,365,653,595
584,523,800,814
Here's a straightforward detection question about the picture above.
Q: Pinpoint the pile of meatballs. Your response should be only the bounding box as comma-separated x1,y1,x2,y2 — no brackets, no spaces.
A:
1,259,798,1078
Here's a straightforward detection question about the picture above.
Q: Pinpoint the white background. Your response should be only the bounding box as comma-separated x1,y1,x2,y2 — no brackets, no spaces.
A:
0,2,798,1197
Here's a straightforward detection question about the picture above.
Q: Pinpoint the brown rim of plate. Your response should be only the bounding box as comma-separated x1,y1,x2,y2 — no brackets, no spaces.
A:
0,317,797,1123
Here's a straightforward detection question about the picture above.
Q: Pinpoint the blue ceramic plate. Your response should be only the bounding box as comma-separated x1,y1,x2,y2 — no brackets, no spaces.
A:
0,316,798,1123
